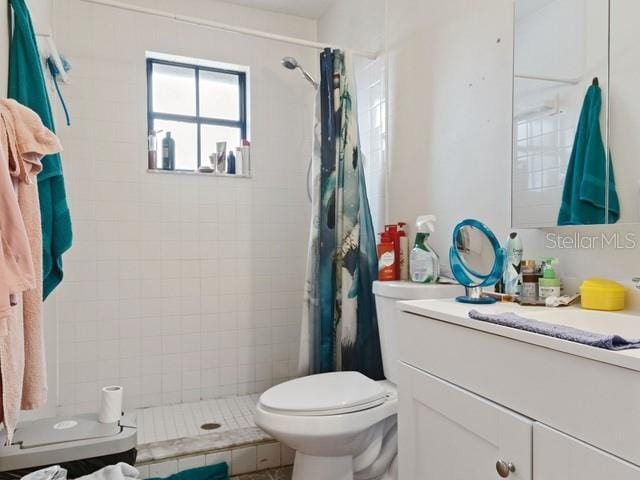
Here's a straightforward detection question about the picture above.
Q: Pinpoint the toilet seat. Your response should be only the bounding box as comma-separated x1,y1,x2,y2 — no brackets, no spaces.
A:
259,371,387,416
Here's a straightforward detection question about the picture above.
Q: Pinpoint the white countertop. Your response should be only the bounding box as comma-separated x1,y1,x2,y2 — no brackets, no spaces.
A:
399,299,640,373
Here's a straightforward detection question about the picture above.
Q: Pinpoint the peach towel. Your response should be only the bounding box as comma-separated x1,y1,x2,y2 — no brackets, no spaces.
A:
0,98,62,443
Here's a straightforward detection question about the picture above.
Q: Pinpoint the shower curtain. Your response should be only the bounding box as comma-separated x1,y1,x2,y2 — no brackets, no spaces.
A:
299,49,384,380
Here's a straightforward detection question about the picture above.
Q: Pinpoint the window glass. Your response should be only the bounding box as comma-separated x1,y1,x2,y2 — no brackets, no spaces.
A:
199,70,241,121
201,125,242,170
153,119,198,170
152,63,196,116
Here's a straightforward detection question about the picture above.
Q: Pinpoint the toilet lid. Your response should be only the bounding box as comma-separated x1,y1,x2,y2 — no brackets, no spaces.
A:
259,372,387,416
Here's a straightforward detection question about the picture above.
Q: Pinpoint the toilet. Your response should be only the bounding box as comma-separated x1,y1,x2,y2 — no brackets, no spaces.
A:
254,281,463,480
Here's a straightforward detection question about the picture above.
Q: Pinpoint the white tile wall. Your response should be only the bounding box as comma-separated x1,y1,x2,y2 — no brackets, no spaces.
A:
512,80,578,227
231,446,258,475
356,56,387,234
52,0,316,413
511,0,608,228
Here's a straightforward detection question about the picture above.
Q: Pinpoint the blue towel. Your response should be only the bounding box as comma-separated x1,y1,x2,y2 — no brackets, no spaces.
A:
149,463,229,480
468,309,640,350
557,84,619,225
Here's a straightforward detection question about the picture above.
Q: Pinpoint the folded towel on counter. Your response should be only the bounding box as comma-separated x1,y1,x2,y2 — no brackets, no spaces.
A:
468,309,640,350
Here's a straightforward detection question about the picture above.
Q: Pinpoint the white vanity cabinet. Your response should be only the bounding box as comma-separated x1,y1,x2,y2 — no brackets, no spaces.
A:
397,300,640,479
398,363,532,479
533,424,640,480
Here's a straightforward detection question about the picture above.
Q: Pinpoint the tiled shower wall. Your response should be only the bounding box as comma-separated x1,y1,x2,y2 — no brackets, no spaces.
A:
52,0,316,414
356,56,387,234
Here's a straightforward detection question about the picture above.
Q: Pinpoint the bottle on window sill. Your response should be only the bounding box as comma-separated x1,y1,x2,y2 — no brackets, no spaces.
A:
162,132,175,170
227,150,236,174
148,129,162,170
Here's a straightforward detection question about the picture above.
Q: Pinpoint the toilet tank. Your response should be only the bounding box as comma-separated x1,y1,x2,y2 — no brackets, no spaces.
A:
373,281,464,384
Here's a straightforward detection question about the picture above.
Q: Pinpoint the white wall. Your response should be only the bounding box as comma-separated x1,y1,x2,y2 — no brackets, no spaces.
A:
387,0,640,307
52,0,316,414
318,0,387,234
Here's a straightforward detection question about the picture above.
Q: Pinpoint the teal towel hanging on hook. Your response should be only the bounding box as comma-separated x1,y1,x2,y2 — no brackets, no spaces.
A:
8,0,73,299
558,78,620,225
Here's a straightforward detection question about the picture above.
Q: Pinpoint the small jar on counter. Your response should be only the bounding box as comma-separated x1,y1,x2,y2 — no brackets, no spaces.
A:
520,260,539,302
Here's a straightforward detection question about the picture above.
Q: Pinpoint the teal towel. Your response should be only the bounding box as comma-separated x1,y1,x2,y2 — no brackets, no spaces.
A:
8,0,73,298
558,84,619,225
149,463,229,480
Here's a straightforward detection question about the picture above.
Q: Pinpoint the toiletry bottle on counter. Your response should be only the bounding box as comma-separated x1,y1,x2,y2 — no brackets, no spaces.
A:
162,132,175,170
539,258,561,300
520,260,539,302
384,224,401,280
503,232,523,295
377,232,396,281
398,222,409,280
410,215,439,283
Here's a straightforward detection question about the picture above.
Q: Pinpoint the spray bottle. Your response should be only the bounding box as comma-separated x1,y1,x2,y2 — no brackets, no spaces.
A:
409,215,439,283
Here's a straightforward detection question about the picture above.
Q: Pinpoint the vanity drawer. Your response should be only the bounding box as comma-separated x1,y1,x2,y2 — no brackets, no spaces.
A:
397,310,640,466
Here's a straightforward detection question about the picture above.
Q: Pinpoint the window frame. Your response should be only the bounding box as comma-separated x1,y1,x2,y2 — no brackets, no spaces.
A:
146,57,248,170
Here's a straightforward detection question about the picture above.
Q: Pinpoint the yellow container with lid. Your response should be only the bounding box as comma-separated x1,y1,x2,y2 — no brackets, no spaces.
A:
580,277,625,311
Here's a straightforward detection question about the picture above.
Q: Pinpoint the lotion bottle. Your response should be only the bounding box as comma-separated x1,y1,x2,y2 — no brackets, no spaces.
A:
409,215,439,283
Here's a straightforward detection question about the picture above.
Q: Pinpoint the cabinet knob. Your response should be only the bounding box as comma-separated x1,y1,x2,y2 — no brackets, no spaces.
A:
496,460,516,477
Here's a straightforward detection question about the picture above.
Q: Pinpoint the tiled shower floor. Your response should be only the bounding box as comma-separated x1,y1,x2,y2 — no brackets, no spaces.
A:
135,394,261,445
133,395,295,477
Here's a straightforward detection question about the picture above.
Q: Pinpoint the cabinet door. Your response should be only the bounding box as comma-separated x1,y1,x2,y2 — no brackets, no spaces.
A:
534,423,640,480
398,362,533,480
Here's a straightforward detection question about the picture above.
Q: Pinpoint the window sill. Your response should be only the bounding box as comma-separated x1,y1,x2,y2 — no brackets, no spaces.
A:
146,168,252,179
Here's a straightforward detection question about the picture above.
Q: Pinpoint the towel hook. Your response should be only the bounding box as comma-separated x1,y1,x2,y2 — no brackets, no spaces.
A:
592,77,599,86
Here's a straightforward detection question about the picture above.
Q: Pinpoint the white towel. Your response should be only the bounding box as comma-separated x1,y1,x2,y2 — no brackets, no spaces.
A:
20,463,140,480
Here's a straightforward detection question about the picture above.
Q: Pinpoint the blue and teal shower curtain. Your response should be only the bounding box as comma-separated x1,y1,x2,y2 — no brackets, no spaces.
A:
299,49,384,380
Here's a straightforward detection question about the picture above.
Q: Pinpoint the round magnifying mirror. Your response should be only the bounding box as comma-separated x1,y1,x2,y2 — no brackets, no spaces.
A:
449,219,506,304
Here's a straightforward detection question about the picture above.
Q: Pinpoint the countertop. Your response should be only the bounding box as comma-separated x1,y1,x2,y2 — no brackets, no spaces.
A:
398,299,640,373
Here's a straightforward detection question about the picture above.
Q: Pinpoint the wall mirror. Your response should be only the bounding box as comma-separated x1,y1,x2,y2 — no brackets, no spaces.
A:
511,0,621,228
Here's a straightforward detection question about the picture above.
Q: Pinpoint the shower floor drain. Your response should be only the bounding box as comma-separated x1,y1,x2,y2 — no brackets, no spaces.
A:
200,422,222,431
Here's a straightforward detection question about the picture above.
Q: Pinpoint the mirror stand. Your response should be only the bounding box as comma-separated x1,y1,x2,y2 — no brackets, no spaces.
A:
457,286,496,305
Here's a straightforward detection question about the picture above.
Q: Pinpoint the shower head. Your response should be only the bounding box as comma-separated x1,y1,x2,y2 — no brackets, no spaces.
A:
281,56,299,70
281,56,318,89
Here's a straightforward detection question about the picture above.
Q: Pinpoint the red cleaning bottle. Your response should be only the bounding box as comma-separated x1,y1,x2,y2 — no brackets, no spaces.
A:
384,224,401,280
377,232,397,281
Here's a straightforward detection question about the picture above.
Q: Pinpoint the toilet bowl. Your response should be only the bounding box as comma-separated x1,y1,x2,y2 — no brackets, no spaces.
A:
255,281,463,480
255,372,397,480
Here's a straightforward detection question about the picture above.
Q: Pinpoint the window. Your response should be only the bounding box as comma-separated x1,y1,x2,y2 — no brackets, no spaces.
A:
147,57,248,172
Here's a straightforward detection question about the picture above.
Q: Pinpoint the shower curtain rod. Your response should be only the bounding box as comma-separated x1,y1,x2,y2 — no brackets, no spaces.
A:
78,0,380,60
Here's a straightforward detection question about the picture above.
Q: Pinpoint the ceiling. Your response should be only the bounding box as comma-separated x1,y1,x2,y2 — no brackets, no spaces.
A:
220,0,335,19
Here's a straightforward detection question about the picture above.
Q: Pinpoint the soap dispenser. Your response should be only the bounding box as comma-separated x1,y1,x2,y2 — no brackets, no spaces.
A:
409,215,439,283
538,258,561,300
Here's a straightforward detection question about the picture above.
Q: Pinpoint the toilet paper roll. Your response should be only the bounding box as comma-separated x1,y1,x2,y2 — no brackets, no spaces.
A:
98,385,123,423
